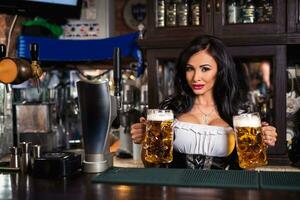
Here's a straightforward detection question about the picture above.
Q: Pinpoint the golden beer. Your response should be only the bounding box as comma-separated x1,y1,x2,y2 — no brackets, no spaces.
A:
233,113,267,169
143,109,174,164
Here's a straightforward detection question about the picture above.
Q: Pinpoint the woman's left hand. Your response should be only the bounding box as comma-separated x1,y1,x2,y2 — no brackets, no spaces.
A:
261,122,277,147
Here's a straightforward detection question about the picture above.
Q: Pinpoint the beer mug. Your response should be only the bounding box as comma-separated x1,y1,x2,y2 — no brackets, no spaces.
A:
143,109,174,164
233,112,268,169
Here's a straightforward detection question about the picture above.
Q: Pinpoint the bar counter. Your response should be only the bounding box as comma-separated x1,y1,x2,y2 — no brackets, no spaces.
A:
0,169,300,200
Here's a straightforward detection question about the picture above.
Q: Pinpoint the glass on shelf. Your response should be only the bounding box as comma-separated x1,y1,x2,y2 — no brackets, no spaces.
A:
190,0,201,26
176,0,189,26
165,0,177,27
156,0,165,27
227,0,241,24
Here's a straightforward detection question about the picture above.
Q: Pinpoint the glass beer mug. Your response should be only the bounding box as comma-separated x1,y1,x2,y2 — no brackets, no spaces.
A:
233,112,268,169
143,109,174,164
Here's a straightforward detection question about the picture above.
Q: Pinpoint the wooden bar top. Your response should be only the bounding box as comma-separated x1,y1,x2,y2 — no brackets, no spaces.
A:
0,170,300,200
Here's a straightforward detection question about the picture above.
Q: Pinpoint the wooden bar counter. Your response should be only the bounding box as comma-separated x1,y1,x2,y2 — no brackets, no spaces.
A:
1,168,300,200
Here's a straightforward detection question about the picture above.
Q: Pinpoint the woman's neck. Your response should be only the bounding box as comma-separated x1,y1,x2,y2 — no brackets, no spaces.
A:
193,94,215,107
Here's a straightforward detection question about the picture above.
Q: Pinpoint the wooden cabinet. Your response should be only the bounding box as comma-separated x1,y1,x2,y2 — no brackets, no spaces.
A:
144,0,286,46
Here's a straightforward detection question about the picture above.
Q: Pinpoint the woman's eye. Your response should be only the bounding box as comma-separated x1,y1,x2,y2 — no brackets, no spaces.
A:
185,66,194,71
201,67,210,72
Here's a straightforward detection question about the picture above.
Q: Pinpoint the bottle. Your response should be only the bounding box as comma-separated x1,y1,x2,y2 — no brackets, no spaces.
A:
165,0,177,27
190,0,200,26
241,0,255,23
227,0,240,24
156,0,165,27
176,0,189,26
255,0,264,22
263,0,273,22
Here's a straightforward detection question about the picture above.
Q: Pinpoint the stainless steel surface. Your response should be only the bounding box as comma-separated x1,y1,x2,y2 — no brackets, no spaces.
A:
77,80,115,173
9,146,20,168
20,142,31,173
32,145,41,159
16,104,51,133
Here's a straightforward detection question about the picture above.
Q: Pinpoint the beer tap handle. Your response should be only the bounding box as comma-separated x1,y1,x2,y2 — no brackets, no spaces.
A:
0,44,6,58
30,43,43,92
111,47,122,128
113,47,122,110
30,43,38,61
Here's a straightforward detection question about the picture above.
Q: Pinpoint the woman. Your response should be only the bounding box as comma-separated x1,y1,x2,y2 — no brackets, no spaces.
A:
131,35,277,169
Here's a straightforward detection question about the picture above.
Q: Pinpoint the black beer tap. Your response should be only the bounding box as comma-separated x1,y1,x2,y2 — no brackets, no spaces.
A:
112,47,122,128
30,43,43,91
0,44,6,58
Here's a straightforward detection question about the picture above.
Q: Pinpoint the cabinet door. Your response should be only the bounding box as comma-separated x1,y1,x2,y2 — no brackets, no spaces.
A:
214,0,286,36
147,46,286,156
229,45,286,155
147,48,181,107
287,0,300,33
146,0,212,41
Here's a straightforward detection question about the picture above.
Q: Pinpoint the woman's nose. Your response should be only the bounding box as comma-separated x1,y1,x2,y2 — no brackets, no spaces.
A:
193,69,202,81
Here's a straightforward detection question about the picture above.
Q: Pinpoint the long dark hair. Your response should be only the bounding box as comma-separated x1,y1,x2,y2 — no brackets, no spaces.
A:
160,35,241,126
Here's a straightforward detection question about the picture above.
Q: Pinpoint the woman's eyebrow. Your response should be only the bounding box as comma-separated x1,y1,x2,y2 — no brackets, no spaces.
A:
199,64,212,68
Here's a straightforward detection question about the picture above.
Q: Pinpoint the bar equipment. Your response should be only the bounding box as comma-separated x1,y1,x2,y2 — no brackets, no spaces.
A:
9,146,20,169
20,142,32,173
0,43,43,85
117,83,141,158
77,80,117,173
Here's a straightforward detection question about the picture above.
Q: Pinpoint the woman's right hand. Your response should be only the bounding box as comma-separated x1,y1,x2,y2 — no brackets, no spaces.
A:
131,117,147,144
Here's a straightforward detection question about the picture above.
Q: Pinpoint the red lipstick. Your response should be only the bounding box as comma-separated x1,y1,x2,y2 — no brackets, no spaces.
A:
192,84,205,90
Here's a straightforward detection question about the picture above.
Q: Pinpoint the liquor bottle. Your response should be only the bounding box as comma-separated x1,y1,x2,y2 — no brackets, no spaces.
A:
227,0,240,24
176,0,189,26
156,0,165,27
190,0,200,26
256,0,273,23
241,0,255,23
263,0,273,22
165,0,177,26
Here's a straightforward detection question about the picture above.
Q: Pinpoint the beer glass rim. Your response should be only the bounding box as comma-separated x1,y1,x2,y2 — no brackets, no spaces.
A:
233,112,261,128
233,112,260,118
147,109,174,121
147,109,173,113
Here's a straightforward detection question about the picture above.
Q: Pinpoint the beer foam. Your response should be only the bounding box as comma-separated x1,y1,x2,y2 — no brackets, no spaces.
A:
147,110,174,121
233,114,261,128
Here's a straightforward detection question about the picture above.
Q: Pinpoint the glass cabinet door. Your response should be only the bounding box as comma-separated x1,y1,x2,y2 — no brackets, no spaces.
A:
287,0,300,33
147,0,213,40
214,0,285,36
229,45,286,155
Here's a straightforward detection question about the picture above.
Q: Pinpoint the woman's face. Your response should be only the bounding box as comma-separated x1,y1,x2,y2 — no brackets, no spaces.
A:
185,50,218,96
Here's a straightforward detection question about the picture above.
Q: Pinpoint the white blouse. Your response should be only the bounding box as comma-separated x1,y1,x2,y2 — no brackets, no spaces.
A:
173,119,234,157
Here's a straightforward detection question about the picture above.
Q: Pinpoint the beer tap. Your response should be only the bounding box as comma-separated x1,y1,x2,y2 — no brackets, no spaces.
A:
112,47,122,128
30,43,43,91
0,43,43,85
0,44,6,58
